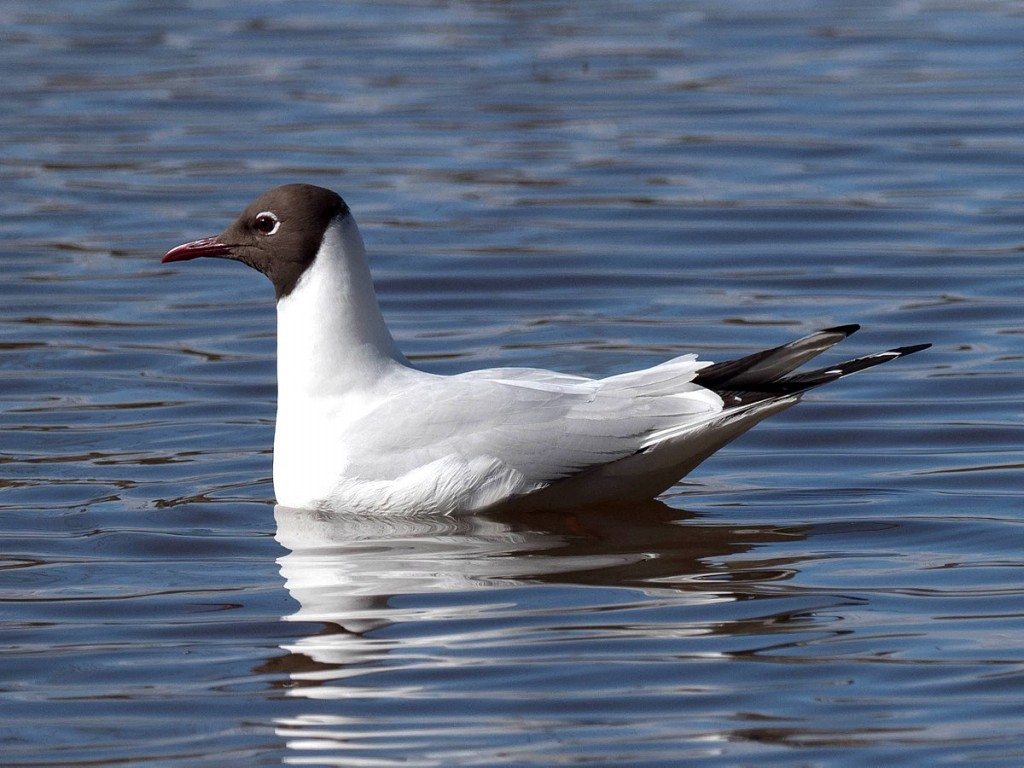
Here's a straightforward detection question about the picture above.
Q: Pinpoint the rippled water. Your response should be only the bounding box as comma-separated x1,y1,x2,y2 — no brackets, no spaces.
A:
2,1,1023,765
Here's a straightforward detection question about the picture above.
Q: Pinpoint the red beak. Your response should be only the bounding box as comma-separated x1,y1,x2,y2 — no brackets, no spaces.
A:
161,236,233,263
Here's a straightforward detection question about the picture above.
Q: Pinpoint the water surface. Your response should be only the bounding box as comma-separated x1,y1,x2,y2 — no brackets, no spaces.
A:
2,1,1023,766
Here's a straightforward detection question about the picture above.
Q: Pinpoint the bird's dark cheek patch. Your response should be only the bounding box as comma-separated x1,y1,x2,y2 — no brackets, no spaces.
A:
270,261,310,300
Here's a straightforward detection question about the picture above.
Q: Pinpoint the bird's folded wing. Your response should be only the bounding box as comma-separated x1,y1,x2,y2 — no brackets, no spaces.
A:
342,356,722,484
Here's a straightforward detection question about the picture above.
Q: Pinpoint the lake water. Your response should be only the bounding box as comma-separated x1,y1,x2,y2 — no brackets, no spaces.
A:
2,1,1023,765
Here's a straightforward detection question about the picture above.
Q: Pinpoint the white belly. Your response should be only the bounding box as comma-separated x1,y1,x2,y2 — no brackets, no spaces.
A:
274,444,538,516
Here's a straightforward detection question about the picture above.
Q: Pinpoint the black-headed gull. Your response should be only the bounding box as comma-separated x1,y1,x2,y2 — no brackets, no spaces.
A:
163,184,929,514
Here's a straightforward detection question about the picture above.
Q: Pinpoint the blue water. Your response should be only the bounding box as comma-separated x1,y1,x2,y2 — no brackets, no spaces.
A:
2,1,1023,765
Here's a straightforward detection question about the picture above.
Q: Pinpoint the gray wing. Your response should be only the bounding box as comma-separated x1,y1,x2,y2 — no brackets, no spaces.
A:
343,355,722,484
341,326,929,491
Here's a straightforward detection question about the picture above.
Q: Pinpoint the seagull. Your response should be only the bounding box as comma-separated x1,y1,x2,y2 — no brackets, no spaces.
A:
163,184,929,515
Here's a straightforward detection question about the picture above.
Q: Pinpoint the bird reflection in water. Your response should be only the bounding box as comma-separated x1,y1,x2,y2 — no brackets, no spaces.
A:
268,501,837,760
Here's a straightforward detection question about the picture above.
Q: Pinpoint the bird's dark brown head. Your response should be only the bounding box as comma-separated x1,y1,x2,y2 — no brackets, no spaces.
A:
162,184,349,300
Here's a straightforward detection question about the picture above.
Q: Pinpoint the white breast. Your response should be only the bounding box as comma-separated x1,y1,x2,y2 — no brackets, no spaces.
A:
272,215,412,507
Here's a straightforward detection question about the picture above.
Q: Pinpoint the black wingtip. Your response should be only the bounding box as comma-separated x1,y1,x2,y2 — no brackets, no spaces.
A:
890,342,931,357
784,340,931,386
821,323,861,337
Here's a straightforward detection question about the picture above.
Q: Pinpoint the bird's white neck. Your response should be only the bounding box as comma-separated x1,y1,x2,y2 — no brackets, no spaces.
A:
275,215,406,398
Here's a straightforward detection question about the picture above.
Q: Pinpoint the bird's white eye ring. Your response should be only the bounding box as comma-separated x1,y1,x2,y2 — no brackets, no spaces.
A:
254,211,280,236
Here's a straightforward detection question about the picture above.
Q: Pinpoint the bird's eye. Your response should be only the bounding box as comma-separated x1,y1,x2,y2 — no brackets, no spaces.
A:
254,211,280,235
